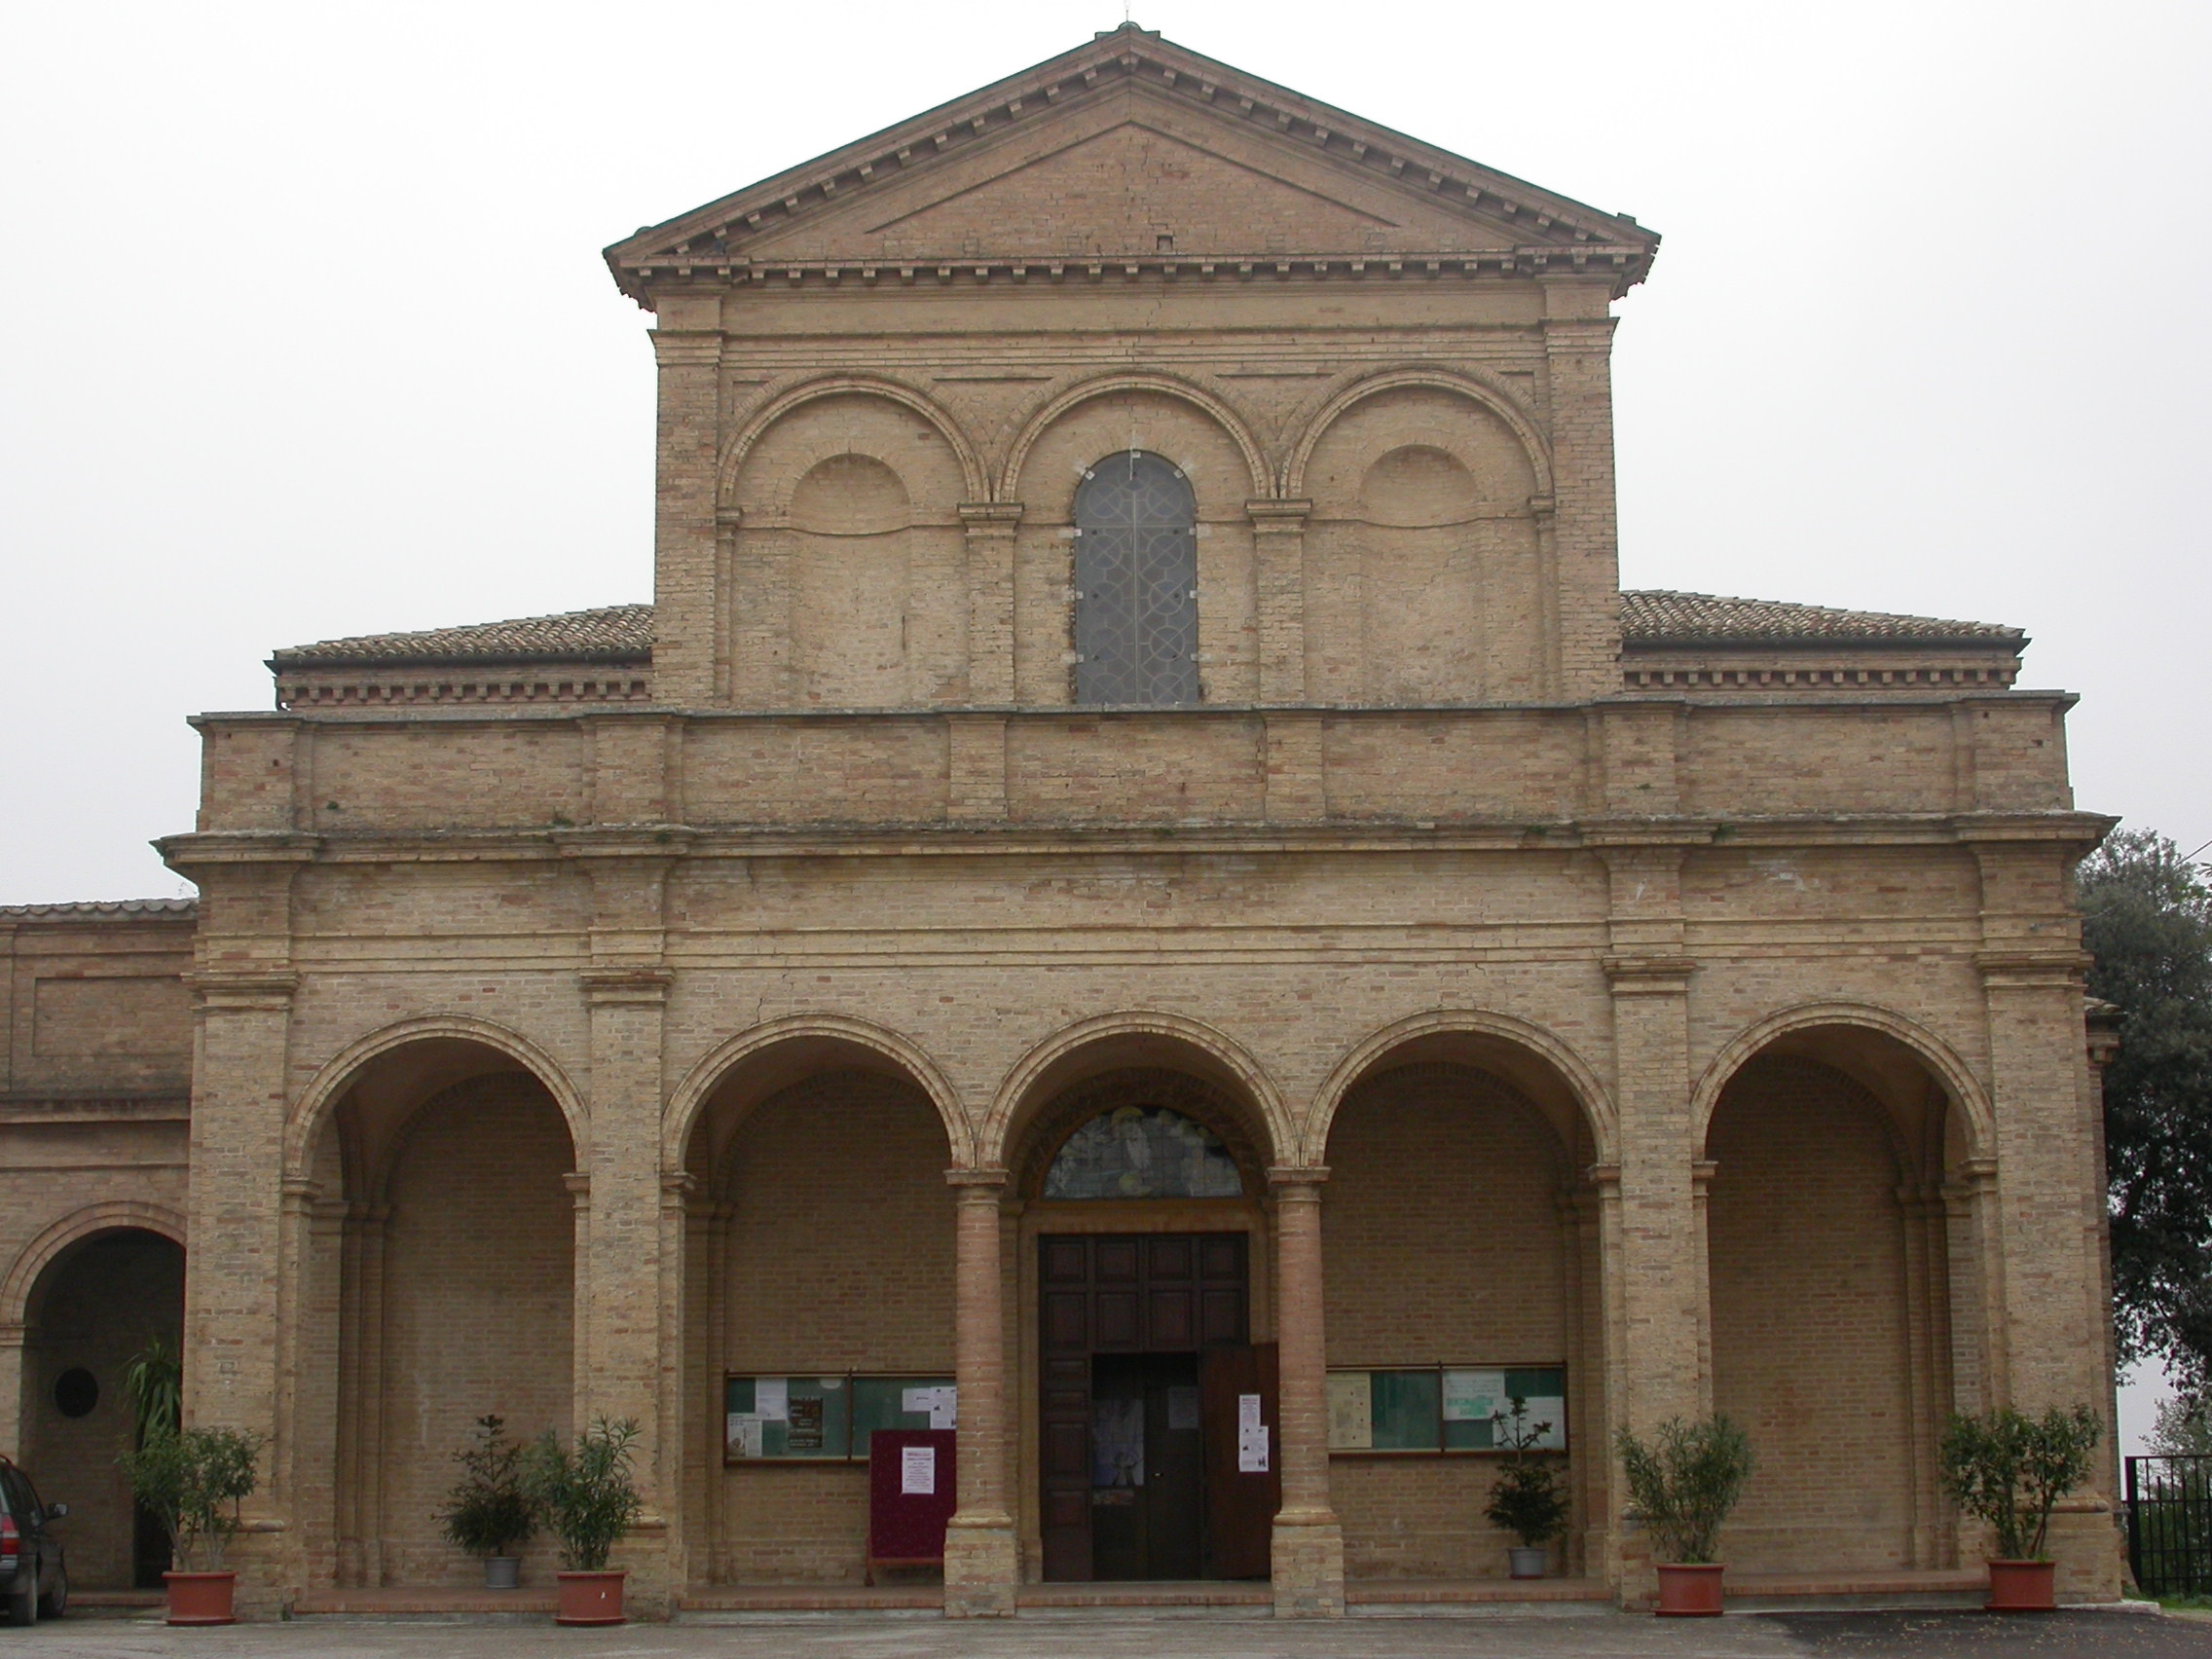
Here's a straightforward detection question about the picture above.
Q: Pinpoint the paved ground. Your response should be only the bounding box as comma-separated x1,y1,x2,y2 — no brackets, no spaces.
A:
17,1609,2212,1659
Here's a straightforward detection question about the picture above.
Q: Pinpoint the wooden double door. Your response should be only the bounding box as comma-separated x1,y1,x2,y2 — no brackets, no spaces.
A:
1039,1233,1280,1581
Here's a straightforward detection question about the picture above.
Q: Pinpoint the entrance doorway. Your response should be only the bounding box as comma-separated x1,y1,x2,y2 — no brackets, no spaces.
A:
1039,1234,1279,1581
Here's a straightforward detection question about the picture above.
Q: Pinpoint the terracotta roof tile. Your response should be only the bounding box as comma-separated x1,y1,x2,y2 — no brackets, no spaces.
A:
1621,590,2024,647
0,898,199,919
271,605,653,669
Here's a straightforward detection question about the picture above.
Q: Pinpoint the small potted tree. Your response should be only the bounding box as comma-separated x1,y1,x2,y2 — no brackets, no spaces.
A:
436,1416,535,1589
117,1425,265,1625
1484,1396,1567,1578
1937,1404,2101,1611
1617,1414,1753,1616
522,1416,643,1625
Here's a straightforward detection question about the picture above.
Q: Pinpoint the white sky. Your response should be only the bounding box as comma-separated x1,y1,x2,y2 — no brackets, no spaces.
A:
2,0,2204,1421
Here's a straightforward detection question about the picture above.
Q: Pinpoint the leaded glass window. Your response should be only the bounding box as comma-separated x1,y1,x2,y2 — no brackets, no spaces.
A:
1073,451,1199,706
1043,1106,1244,1199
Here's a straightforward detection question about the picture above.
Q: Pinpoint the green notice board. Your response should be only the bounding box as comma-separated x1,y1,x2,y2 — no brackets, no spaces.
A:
724,1373,955,1464
1327,1365,1567,1454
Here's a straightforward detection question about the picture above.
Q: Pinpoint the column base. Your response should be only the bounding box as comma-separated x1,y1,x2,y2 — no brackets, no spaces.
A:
942,1517,1020,1618
1270,1513,1345,1618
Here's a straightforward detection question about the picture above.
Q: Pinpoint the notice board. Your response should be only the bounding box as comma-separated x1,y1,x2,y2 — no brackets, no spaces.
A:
866,1427,956,1582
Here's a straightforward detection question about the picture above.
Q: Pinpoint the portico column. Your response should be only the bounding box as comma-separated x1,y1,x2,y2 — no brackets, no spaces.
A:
943,1170,1017,1616
1268,1167,1344,1617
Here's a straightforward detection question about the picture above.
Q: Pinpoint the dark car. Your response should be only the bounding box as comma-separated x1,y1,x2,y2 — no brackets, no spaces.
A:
0,1459,66,1625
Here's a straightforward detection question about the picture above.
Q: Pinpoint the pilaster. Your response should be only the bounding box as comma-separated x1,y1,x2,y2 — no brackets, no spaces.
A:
960,502,1022,705
651,319,723,706
1537,277,1625,702
943,1170,1017,1616
1245,499,1309,702
1267,1167,1343,1617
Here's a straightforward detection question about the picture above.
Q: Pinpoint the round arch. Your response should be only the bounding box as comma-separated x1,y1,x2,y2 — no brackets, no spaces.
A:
1690,1002,1995,1162
1305,1008,1617,1167
719,374,987,503
663,1014,973,1170
999,373,1272,503
283,1014,589,1178
1,1201,188,1328
979,1011,1294,1174
1281,366,1556,500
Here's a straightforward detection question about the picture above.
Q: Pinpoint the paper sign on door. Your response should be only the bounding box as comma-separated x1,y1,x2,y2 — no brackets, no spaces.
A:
901,1444,937,1494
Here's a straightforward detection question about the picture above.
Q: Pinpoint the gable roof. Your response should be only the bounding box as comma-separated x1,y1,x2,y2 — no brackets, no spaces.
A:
604,25,1657,303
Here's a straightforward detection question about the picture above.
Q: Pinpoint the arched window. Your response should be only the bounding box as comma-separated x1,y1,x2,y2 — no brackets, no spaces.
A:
1044,1106,1243,1199
1073,451,1198,706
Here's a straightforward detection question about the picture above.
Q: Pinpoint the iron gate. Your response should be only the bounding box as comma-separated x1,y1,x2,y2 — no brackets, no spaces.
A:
2127,1454,2212,1596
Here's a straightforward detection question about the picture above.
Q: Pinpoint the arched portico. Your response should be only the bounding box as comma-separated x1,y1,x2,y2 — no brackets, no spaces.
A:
287,1028,581,1591
1310,1015,1611,1585
1697,1014,1982,1575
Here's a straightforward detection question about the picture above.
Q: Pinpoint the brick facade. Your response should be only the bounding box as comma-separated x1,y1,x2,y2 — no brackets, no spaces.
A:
3,24,2121,1618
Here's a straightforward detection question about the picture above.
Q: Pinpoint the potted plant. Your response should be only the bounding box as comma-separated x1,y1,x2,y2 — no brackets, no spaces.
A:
117,1425,264,1625
1484,1396,1567,1578
522,1416,643,1625
1617,1414,1753,1616
1937,1404,2100,1611
436,1415,535,1589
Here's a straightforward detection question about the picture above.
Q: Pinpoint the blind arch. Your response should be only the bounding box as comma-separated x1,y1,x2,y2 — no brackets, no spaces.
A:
1072,451,1199,706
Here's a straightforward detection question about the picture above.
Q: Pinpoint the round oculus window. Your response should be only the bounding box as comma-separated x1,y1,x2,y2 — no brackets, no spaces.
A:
53,1367,97,1419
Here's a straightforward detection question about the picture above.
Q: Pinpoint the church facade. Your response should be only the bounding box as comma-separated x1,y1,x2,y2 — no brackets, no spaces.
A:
2,27,2124,1616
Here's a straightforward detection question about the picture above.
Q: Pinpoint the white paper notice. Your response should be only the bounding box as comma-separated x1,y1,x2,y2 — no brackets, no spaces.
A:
1237,1392,1263,1431
928,1386,958,1430
726,1416,762,1458
755,1378,790,1421
901,1444,937,1494
1237,1425,1270,1473
1326,1373,1373,1451
903,1386,933,1414
1442,1368,1503,1422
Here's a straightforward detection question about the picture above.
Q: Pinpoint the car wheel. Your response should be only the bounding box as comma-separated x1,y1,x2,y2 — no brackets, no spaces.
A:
36,1562,64,1619
6,1569,35,1627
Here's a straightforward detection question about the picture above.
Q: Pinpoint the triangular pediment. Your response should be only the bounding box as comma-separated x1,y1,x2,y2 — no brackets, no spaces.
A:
606,26,1656,297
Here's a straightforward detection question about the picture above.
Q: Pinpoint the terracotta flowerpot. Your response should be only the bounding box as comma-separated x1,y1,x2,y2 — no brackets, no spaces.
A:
1985,1558,2056,1612
163,1570,238,1626
554,1568,626,1626
1654,1562,1725,1616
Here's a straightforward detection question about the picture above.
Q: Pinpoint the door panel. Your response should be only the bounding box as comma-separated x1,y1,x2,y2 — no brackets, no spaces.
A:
1038,1234,1253,1581
1199,1341,1280,1579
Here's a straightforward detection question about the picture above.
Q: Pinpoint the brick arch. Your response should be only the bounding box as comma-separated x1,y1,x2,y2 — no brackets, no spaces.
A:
1690,1002,1994,1165
978,1011,1293,1175
1000,373,1272,503
663,1014,972,1170
1304,1008,1616,1167
1281,366,1555,500
719,375,987,503
283,1014,588,1178
1,1201,187,1328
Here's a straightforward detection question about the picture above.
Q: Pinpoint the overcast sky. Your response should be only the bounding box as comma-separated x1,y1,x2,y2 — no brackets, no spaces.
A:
3,0,2203,1438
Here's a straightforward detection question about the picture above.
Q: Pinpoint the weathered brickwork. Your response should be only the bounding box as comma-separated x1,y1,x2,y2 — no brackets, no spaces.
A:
3,23,2124,1622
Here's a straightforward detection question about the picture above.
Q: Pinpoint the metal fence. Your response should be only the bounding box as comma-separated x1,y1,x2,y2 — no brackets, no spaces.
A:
2127,1455,2212,1597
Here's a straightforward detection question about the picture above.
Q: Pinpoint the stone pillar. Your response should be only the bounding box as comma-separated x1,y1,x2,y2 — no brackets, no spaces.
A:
1593,838,1700,1608
960,502,1022,706
1245,499,1309,702
943,1171,1017,1616
1268,1168,1343,1616
578,963,675,1613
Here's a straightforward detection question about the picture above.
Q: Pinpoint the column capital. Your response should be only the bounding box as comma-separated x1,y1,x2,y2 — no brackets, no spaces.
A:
580,966,675,1005
1974,950,2091,987
1245,498,1312,531
1602,954,1695,991
1267,1165,1329,1195
945,1167,1011,1192
958,501,1024,530
187,971,299,1011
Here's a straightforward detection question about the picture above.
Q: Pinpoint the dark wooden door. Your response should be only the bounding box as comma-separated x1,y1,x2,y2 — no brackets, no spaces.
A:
1038,1234,1248,1581
1199,1341,1279,1579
